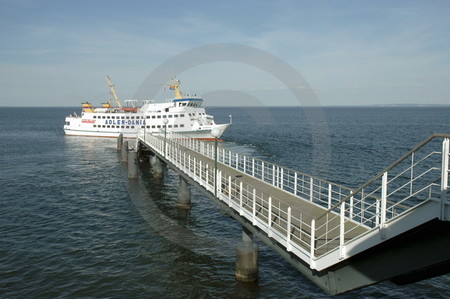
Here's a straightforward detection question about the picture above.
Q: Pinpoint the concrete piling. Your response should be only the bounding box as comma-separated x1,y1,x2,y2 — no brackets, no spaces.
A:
128,150,138,179
236,229,258,282
121,140,128,162
117,133,123,151
177,176,191,209
150,155,164,178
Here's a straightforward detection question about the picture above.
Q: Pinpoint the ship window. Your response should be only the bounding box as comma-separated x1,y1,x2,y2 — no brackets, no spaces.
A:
168,115,172,118
102,116,106,119
131,126,135,129
126,126,129,128
141,126,145,128
93,116,96,119
152,125,155,128
121,126,124,128
102,125,105,128
162,115,166,118
146,125,150,128
174,124,178,128
131,116,135,119
157,115,161,119
146,116,150,119
152,115,156,119
126,116,130,119
107,125,110,128
121,116,125,119
157,125,161,128
168,125,172,128
111,116,114,119
174,114,178,118
180,124,184,127
107,116,110,119
180,114,185,117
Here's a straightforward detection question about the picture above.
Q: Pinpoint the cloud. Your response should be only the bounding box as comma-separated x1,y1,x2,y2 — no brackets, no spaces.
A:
1,0,449,106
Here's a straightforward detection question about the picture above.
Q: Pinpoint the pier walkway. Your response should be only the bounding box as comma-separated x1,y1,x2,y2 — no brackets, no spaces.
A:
136,131,450,295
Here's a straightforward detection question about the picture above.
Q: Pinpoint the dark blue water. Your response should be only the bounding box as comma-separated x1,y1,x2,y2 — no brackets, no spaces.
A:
1,106,449,298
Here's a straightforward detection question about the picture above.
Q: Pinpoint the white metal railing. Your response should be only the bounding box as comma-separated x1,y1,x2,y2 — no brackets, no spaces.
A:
315,134,450,262
138,129,450,269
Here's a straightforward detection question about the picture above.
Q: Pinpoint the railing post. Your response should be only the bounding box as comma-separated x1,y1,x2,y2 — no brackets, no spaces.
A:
294,172,298,195
287,207,292,252
328,183,332,209
243,156,246,173
252,158,255,177
349,192,354,219
380,172,388,238
268,196,272,237
194,157,197,179
410,152,415,196
262,161,265,181
309,177,314,202
272,165,275,187
217,170,222,197
441,138,449,220
280,168,284,190
239,181,243,216
228,175,232,207
339,201,345,259
252,188,256,225
188,154,191,177
206,164,209,187
309,219,316,269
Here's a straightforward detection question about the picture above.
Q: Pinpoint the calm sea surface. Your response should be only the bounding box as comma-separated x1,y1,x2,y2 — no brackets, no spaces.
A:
1,106,449,298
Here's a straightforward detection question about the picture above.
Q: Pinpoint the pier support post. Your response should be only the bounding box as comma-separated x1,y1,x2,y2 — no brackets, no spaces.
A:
150,155,164,179
121,140,128,163
117,133,123,151
177,176,191,209
236,228,258,282
128,150,138,179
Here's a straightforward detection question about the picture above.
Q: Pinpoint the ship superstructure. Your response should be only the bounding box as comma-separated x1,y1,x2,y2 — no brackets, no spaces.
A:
64,77,230,139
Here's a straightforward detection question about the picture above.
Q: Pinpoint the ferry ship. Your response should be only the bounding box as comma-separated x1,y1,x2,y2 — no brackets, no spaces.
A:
64,76,231,139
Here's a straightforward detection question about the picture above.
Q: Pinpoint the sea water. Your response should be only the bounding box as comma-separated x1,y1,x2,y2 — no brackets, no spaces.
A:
1,106,449,298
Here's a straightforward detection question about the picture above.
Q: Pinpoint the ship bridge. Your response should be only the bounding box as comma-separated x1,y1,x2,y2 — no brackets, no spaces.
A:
130,132,450,295
172,98,203,107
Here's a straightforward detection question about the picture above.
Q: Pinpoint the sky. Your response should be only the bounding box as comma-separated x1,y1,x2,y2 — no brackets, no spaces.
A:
1,0,449,107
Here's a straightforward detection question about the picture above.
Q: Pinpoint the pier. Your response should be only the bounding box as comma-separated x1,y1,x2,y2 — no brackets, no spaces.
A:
126,131,450,295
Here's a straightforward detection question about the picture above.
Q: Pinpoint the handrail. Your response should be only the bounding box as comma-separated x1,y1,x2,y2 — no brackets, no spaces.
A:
316,133,450,221
139,129,449,270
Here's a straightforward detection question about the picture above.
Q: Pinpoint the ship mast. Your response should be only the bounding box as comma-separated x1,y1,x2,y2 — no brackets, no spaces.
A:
168,77,183,99
105,75,123,110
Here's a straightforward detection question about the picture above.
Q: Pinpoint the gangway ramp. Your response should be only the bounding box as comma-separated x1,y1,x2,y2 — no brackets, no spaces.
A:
136,131,450,295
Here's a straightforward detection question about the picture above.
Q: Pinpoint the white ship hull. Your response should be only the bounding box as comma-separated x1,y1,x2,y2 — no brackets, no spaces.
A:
64,120,230,140
63,76,231,140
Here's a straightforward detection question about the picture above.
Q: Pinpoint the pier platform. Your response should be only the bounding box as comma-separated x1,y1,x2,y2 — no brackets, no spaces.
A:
133,131,450,295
